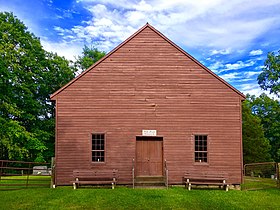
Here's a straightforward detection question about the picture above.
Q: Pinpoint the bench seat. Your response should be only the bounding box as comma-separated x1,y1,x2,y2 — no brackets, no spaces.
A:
184,173,229,191
72,169,118,189
190,181,227,185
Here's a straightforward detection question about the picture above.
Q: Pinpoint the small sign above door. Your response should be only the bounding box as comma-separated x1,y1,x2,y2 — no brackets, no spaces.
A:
142,130,157,136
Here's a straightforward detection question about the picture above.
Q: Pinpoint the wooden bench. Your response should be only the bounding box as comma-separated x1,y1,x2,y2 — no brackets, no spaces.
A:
72,169,118,189
184,173,229,191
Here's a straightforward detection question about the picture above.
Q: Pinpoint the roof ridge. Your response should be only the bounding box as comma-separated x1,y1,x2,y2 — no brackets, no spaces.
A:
51,23,245,100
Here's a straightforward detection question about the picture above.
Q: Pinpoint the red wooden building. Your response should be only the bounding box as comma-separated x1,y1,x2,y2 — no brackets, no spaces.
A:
50,24,245,186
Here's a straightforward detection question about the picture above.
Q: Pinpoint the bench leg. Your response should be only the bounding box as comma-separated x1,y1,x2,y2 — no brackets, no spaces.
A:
73,182,76,190
188,183,191,191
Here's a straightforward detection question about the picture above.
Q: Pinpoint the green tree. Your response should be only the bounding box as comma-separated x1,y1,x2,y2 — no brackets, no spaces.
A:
258,51,280,96
0,12,75,161
242,99,271,164
249,94,280,162
74,45,106,71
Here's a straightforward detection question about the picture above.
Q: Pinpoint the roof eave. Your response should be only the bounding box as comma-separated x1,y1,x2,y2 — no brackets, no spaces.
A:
50,23,150,99
50,23,246,100
146,24,246,100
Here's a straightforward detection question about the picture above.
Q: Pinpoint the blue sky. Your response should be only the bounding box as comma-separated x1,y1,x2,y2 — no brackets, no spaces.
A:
1,0,280,97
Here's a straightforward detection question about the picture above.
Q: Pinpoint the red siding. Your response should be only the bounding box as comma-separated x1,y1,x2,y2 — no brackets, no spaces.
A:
53,26,243,185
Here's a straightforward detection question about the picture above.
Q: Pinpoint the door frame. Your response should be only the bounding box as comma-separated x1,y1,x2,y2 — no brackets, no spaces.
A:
135,136,164,176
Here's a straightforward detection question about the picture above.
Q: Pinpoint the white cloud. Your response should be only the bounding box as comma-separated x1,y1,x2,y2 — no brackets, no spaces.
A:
238,83,267,97
60,0,280,53
208,59,257,73
244,71,261,78
133,0,153,12
41,38,83,61
13,0,275,63
255,65,265,70
219,70,261,83
68,4,137,51
53,26,73,36
238,78,255,82
238,83,278,99
210,48,232,55
239,83,261,95
249,49,263,56
220,72,240,82
208,61,224,72
215,69,261,85
224,60,256,71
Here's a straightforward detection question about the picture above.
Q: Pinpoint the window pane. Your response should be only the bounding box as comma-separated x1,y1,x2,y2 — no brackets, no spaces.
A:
194,135,207,162
92,133,105,162
92,151,97,162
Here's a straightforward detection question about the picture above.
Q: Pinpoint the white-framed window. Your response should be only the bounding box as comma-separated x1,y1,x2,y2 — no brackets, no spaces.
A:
194,135,207,163
92,133,105,162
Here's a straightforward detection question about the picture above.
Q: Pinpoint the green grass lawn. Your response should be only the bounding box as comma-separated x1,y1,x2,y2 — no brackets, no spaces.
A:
0,175,51,189
1,176,279,209
242,176,278,190
0,186,279,210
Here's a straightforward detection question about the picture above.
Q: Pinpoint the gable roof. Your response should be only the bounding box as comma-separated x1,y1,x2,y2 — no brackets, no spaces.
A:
50,23,246,100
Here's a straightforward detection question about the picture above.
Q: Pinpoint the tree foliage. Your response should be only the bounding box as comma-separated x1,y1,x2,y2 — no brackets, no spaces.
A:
0,12,75,161
249,94,280,162
242,99,271,164
258,51,280,96
74,45,106,72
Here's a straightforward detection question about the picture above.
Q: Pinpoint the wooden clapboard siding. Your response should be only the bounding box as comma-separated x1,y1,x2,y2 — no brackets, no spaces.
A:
51,24,244,186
